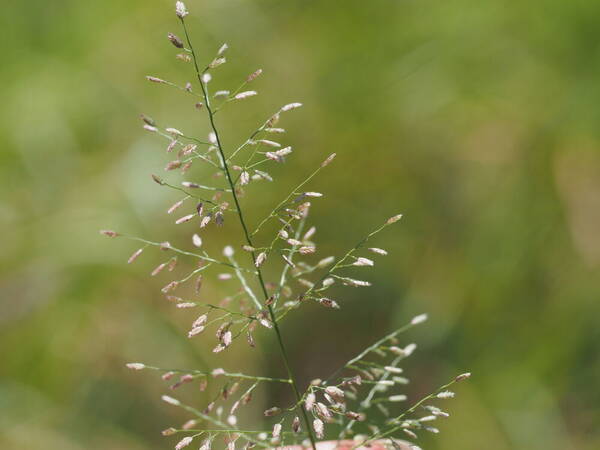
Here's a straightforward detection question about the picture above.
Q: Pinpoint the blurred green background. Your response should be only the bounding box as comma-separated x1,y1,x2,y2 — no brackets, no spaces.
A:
1,0,600,449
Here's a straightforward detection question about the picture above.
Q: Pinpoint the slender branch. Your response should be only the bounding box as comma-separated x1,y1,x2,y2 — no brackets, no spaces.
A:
358,378,460,448
324,320,416,385
180,19,318,450
173,400,270,448
303,219,396,300
145,365,291,383
251,163,330,237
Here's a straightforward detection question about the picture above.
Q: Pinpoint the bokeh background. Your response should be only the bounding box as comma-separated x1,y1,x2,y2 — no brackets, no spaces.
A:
2,0,600,449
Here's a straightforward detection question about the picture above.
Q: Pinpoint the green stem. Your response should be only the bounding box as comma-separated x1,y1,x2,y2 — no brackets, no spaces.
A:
181,19,318,450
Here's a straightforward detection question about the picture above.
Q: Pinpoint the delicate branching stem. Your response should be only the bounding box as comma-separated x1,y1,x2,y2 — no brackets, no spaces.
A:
145,365,291,383
121,235,254,272
325,319,417,384
175,400,270,448
226,253,261,309
304,219,394,299
251,164,330,237
358,378,460,448
181,19,318,450
170,428,302,435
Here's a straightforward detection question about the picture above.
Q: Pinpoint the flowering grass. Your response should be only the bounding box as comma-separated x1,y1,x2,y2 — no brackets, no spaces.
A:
102,2,470,449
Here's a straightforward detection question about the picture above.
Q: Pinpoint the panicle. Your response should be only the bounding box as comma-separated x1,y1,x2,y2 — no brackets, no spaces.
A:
100,229,119,238
369,247,388,255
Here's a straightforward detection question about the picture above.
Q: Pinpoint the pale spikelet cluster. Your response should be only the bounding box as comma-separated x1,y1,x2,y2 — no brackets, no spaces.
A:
106,3,469,449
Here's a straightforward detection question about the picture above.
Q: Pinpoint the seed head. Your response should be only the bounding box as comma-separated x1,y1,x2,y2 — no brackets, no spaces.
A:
246,69,263,82
325,386,345,402
146,75,166,84
263,407,281,417
345,411,366,421
217,43,228,55
127,248,144,264
175,436,193,450
305,392,316,411
411,313,428,325
281,102,302,112
353,257,374,267
209,57,227,69
100,229,118,238
234,91,257,100
126,362,145,370
192,234,202,247
175,1,188,18
168,32,184,48
255,252,267,267
272,423,282,439
321,153,336,167
312,419,324,439
455,372,471,382
188,326,204,337
161,395,180,406
292,416,301,433
318,298,340,309
386,214,403,225
437,391,455,399
175,214,195,224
